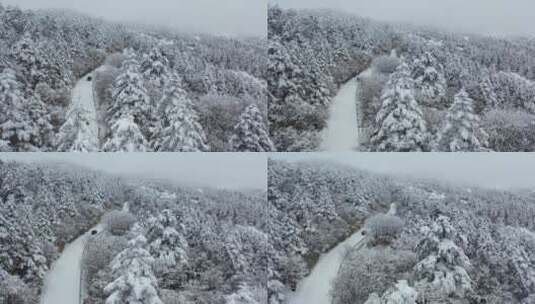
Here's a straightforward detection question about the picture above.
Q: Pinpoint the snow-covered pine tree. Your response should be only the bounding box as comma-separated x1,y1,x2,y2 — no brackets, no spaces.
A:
435,89,489,152
56,107,99,152
411,52,446,106
146,210,188,288
229,104,275,152
152,77,209,152
11,32,44,89
141,43,170,87
413,215,472,302
371,62,429,152
103,115,148,152
104,234,163,304
479,76,498,109
108,49,152,139
0,68,49,151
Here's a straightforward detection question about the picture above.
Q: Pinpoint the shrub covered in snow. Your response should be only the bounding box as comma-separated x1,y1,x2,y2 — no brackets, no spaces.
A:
102,211,136,236
374,56,401,74
332,247,417,304
365,214,404,246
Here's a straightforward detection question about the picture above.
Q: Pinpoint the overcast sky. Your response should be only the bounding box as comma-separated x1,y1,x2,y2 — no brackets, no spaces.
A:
0,153,267,190
272,153,535,190
4,0,266,37
274,0,535,37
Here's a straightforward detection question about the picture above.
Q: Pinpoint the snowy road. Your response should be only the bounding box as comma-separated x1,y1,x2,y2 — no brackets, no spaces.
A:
41,225,103,304
321,69,373,151
68,71,99,150
289,203,396,304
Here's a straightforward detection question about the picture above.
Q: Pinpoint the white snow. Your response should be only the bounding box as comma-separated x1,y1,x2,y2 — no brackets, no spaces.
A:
290,204,396,304
321,69,373,151
41,225,103,304
289,229,366,304
69,71,99,148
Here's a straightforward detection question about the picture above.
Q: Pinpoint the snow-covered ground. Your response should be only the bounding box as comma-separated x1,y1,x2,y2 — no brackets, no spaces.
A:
321,69,373,151
290,203,395,304
41,225,103,304
68,71,100,149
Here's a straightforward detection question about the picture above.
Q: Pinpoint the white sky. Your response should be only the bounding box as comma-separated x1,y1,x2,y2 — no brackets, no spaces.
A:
273,0,535,37
3,0,267,37
0,153,267,190
272,153,535,190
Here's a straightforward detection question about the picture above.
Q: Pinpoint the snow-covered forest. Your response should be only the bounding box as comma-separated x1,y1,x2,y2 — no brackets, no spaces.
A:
0,2,271,152
268,159,535,303
0,159,268,304
268,5,535,151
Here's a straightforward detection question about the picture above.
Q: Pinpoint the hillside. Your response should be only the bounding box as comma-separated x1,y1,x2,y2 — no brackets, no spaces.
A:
0,3,271,152
0,160,268,304
268,6,535,152
268,159,535,303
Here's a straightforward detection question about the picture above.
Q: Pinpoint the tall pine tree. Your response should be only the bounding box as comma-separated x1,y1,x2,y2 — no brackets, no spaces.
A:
229,104,275,152
371,62,429,152
435,89,489,152
108,49,152,139
104,234,163,304
152,76,209,152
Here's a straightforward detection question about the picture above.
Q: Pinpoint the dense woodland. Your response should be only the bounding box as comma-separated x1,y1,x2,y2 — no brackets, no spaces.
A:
0,3,272,152
268,6,535,151
0,160,268,304
268,160,535,304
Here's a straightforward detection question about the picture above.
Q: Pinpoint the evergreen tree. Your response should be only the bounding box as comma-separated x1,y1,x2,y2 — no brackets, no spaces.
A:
108,49,152,138
104,234,163,304
413,215,472,302
146,210,188,288
103,115,149,152
0,68,51,151
411,52,446,106
229,104,275,152
371,62,429,152
141,43,170,87
435,89,489,152
11,32,44,89
152,77,209,152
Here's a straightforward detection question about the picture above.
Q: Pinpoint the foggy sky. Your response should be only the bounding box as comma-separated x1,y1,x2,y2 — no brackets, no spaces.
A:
274,0,535,37
0,153,267,190
272,153,535,190
3,0,266,37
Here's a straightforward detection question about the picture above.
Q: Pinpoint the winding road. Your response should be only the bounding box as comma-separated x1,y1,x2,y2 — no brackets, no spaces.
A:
321,69,373,152
289,203,396,304
62,71,100,151
40,225,103,304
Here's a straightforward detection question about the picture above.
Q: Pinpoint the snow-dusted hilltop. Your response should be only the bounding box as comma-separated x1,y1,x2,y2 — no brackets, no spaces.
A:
0,3,270,152
0,159,267,304
268,159,535,304
268,6,535,152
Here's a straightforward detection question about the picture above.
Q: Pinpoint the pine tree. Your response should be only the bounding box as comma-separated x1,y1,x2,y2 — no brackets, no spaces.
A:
104,234,163,304
152,77,209,152
371,62,429,152
480,76,498,109
108,49,152,139
11,32,44,89
229,104,275,152
413,215,472,301
141,43,170,87
146,210,188,288
411,52,446,106
435,89,489,152
0,68,50,151
103,115,148,152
